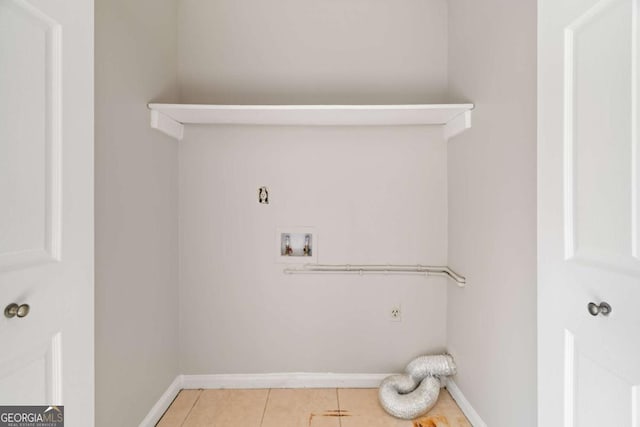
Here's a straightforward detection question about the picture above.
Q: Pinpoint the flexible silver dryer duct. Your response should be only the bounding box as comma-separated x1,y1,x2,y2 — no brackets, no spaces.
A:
378,354,457,420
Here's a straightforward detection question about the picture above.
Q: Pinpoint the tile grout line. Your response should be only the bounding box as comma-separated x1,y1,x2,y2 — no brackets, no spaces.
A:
259,388,271,427
179,389,203,427
155,388,183,426
336,388,342,427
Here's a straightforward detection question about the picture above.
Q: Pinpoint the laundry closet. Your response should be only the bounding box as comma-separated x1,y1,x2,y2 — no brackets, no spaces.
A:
93,0,537,426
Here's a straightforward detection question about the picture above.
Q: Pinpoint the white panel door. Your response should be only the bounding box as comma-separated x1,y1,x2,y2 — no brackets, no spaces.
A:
0,0,93,424
539,0,640,425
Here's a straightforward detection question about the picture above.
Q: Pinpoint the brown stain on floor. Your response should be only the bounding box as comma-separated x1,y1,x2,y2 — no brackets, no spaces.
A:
308,409,352,426
413,414,450,427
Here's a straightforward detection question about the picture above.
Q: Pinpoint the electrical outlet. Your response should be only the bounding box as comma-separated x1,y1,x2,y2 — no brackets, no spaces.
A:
390,306,402,322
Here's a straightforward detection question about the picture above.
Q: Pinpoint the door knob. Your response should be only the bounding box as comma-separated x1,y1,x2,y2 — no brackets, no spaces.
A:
4,303,30,319
588,301,611,317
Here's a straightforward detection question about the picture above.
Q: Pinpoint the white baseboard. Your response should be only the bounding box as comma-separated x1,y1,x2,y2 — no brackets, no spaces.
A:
181,372,392,390
139,375,184,427
445,378,487,427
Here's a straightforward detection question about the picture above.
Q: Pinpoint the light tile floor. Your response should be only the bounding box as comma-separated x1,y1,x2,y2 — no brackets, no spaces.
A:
157,388,471,427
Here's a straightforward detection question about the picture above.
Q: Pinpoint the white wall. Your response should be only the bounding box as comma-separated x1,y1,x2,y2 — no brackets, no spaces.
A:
94,0,180,425
177,0,448,104
446,1,537,426
176,0,452,375
179,125,449,374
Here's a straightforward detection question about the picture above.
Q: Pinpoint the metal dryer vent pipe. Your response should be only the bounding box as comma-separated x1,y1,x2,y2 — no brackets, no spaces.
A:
378,354,457,420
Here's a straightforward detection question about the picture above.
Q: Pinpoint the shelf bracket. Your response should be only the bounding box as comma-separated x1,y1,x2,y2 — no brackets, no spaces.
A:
443,110,472,140
150,109,184,141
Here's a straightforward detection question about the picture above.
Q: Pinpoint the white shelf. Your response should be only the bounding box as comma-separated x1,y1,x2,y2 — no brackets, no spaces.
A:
148,103,474,141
